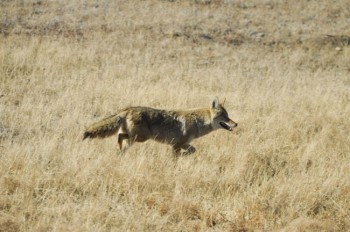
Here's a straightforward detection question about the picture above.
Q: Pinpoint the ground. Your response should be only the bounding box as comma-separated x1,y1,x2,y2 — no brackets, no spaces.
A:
0,0,350,231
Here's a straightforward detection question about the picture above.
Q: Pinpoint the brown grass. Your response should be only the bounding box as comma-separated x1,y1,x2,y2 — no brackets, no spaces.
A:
1,0,350,231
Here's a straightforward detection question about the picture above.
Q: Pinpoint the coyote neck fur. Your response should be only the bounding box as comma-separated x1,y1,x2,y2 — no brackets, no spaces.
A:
190,109,213,138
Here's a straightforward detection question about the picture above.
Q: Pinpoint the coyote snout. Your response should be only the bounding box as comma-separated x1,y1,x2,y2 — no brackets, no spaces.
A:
220,120,238,131
83,98,237,156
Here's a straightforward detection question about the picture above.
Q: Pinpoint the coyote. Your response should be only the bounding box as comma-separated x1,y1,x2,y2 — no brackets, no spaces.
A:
83,98,237,156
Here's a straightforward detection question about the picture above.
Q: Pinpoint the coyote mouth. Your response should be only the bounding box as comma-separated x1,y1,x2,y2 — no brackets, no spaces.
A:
220,122,232,131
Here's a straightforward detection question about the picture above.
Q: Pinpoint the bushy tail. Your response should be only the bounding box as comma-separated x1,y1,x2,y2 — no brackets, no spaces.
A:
83,114,122,140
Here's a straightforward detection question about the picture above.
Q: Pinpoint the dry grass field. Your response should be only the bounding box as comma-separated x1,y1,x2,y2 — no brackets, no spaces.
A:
1,0,350,231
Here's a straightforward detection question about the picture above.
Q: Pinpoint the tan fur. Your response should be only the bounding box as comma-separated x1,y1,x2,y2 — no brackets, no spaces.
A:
83,98,237,156
83,114,121,140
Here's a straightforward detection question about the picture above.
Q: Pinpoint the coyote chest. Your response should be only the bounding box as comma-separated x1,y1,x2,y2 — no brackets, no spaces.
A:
83,98,238,156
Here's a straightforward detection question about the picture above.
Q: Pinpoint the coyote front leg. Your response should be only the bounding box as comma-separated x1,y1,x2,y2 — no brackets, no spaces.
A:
118,133,133,152
181,144,196,155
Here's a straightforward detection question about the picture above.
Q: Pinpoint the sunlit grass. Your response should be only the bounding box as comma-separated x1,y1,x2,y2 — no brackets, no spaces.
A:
1,0,349,231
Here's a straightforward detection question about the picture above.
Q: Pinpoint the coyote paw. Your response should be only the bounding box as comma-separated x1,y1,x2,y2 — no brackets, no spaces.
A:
186,145,196,154
181,145,196,156
173,144,196,157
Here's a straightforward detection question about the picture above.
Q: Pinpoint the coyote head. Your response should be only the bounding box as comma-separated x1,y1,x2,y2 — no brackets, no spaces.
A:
210,98,238,131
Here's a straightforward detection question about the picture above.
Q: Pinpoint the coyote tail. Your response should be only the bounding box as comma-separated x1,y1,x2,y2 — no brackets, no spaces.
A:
83,114,122,140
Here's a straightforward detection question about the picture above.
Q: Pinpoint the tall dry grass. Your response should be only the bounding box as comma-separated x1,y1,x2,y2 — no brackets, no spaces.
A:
1,0,350,231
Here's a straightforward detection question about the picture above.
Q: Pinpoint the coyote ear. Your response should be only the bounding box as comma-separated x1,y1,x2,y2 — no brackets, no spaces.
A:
212,97,219,109
221,98,226,106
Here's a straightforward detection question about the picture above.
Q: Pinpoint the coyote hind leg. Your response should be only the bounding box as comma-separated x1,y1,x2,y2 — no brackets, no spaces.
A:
118,133,131,152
